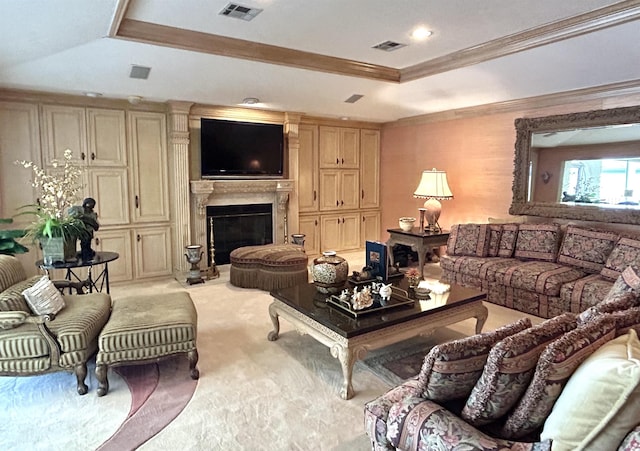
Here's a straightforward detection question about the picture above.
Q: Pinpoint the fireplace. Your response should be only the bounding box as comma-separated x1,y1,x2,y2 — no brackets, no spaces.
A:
206,204,273,265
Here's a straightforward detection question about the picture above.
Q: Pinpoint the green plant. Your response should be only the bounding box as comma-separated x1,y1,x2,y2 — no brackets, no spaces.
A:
0,218,29,255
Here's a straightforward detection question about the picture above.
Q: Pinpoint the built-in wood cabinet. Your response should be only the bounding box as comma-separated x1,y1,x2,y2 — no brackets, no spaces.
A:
298,124,319,213
319,126,359,168
86,108,127,166
360,129,380,209
133,226,172,278
41,105,87,164
94,229,133,282
298,215,320,257
319,212,361,251
89,168,130,226
361,210,381,244
128,111,170,223
319,169,359,211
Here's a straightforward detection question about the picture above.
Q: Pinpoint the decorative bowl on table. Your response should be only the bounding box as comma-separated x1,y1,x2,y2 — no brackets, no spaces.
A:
398,217,416,232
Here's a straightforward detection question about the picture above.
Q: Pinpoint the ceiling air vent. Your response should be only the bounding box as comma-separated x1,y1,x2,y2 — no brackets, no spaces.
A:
219,3,263,21
129,65,151,80
372,40,406,52
344,94,364,104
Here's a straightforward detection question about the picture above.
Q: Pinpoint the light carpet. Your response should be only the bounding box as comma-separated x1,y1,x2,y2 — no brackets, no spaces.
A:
0,259,534,450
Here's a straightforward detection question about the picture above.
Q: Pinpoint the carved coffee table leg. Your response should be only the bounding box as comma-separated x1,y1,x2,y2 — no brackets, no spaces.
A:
331,344,355,400
96,363,109,397
75,362,88,395
267,303,280,341
188,349,200,379
475,304,489,334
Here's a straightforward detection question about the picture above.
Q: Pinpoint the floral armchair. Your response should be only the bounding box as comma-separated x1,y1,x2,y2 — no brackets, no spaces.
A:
0,255,111,394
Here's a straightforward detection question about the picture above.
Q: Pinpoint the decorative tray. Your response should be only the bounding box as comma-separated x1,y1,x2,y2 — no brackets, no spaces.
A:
326,285,417,317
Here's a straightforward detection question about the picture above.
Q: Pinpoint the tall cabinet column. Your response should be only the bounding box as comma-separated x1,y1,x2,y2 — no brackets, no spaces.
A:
168,101,194,274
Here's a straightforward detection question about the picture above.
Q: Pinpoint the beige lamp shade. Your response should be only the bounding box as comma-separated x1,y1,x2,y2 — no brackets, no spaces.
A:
413,169,453,231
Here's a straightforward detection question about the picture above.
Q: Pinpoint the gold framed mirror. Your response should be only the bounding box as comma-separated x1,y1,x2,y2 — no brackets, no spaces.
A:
510,105,640,224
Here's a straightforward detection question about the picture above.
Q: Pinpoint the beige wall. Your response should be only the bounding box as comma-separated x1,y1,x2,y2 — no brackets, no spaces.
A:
379,95,640,241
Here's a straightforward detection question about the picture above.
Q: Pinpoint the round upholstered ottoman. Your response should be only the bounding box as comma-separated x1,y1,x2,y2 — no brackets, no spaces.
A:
230,244,309,291
95,291,199,396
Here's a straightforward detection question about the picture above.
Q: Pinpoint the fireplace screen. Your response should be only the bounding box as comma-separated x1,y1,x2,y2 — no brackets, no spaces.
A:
206,203,273,265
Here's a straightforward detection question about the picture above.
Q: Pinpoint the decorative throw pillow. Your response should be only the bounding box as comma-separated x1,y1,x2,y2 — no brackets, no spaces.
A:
500,315,616,439
447,224,492,257
497,224,519,257
0,311,30,330
461,313,577,426
540,329,640,451
556,225,619,273
488,224,503,257
417,317,532,402
21,276,65,315
513,224,562,262
601,237,640,280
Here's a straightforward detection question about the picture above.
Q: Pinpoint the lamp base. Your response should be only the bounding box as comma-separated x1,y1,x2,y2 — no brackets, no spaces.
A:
423,198,442,232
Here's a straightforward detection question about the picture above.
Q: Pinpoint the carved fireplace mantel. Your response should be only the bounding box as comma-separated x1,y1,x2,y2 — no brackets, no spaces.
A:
190,179,295,251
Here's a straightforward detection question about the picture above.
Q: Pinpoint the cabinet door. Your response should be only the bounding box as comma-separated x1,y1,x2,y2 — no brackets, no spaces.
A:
319,170,341,211
41,105,87,164
298,215,320,257
89,168,130,225
340,212,361,250
128,111,169,222
319,214,342,251
340,128,360,168
134,226,172,278
319,126,340,168
298,124,319,212
360,129,380,208
94,229,133,282
341,170,360,210
0,101,40,219
361,210,381,243
87,108,126,166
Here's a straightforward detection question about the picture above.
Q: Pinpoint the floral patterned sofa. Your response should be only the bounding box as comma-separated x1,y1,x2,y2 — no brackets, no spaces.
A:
364,268,640,450
440,222,640,318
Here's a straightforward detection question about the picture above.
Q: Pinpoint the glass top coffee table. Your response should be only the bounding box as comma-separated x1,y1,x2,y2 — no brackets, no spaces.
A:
268,281,487,400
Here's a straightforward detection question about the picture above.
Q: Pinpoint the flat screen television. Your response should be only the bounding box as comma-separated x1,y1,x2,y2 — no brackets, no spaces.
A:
200,118,284,178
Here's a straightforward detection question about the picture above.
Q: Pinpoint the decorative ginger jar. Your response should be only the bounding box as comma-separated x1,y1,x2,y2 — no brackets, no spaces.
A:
312,251,349,294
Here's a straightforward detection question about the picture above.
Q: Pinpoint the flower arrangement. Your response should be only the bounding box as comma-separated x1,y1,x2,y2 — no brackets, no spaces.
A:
405,267,421,288
16,149,89,244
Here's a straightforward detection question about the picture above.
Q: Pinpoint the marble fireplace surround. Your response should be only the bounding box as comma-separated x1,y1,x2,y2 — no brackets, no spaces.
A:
190,179,295,257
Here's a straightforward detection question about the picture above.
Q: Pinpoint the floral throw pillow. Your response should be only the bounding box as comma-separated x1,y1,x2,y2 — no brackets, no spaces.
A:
488,224,503,257
418,317,532,402
513,224,562,262
500,315,616,439
601,237,640,280
556,225,619,273
447,224,492,257
497,224,519,258
461,313,577,426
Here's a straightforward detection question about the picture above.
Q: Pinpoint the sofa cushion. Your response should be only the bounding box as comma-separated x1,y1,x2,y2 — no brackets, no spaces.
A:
461,313,576,426
559,274,614,314
541,329,640,451
417,318,532,402
386,397,552,451
0,255,28,293
0,311,29,330
500,315,616,439
0,322,49,360
493,260,587,296
0,275,42,313
21,276,65,315
513,224,561,262
601,237,640,280
447,224,492,257
557,225,619,273
497,224,519,258
441,255,519,282
488,224,502,257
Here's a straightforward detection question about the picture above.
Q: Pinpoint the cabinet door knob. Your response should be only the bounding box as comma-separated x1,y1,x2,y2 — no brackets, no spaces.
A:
315,219,317,226
341,158,344,164
137,234,141,242
135,195,139,208
342,217,345,223
362,190,365,199
81,152,86,160
313,191,317,201
95,237,100,245
91,153,95,160
337,218,340,224
336,200,339,207
340,200,344,206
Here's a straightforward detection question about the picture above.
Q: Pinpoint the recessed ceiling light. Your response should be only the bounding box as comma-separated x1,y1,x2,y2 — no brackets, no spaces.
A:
84,92,102,98
242,97,260,105
128,95,143,105
411,27,433,40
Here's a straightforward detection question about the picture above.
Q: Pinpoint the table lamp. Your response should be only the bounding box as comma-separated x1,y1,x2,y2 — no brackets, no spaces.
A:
413,168,453,232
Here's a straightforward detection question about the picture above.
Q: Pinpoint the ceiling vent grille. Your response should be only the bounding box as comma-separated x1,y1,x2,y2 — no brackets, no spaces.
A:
219,3,263,21
372,40,406,52
344,94,364,104
129,65,151,80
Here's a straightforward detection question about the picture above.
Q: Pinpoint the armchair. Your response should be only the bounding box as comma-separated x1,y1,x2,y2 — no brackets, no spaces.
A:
0,255,111,394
